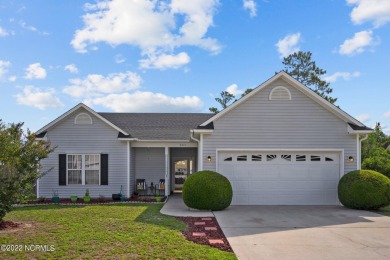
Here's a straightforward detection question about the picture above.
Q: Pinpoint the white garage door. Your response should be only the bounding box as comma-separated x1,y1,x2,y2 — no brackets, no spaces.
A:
218,151,341,205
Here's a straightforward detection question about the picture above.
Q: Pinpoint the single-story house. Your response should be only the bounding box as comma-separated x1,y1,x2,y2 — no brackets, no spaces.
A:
35,71,373,205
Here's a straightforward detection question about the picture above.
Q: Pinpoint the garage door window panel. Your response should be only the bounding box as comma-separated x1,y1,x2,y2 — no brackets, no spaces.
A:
237,155,247,161
266,154,277,161
311,155,321,162
251,155,262,161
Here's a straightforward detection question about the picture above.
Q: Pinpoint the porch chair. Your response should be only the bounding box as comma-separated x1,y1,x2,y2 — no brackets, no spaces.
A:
135,179,147,196
157,179,165,196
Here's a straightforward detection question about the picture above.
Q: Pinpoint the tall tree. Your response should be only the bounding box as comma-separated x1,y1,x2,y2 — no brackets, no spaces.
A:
209,91,235,113
282,51,337,104
209,88,253,113
0,121,53,221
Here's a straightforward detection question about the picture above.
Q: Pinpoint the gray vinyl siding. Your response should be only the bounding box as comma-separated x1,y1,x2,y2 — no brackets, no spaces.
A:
130,147,135,196
203,78,357,174
134,148,165,187
39,107,129,198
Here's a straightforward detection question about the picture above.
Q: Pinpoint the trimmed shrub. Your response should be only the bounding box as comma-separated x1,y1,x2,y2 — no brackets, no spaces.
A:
338,170,390,210
182,171,233,211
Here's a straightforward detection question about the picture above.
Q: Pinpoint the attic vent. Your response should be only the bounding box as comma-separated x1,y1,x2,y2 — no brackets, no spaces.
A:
269,86,291,101
74,113,92,125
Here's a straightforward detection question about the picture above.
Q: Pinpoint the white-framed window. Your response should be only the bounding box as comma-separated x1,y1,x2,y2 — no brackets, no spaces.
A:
67,154,100,185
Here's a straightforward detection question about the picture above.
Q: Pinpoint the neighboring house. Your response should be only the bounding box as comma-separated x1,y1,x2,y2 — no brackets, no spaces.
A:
36,72,373,205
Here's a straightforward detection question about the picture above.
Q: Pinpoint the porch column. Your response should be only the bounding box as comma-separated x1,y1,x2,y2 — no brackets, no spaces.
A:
165,146,169,196
127,141,131,198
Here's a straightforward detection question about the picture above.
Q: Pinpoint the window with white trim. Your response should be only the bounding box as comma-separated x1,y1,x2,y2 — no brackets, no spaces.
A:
67,154,100,185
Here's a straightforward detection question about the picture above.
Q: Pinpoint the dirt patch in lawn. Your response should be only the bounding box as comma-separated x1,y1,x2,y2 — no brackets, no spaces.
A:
177,217,233,253
0,221,33,233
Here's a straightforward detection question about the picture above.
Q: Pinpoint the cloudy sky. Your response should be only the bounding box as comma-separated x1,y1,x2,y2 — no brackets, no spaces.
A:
0,0,389,133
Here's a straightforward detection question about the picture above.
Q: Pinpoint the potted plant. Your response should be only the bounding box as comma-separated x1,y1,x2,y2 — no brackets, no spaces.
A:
52,190,59,203
83,189,91,203
70,195,78,203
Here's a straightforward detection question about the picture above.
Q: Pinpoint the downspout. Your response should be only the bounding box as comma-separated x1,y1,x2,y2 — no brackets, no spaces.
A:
358,134,369,170
190,130,201,171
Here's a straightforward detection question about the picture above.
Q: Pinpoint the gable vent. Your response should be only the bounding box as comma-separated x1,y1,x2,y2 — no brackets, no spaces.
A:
74,113,93,125
269,86,291,101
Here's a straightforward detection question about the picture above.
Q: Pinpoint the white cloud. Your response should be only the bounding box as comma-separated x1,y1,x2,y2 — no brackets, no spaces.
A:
323,71,361,83
384,110,390,118
71,0,221,69
15,86,64,110
0,60,11,78
356,113,371,123
115,54,126,64
63,71,142,98
8,76,17,82
139,52,190,70
24,63,47,80
347,0,390,28
0,26,9,37
87,91,203,112
19,20,49,35
339,30,376,56
64,64,79,74
243,0,257,17
226,84,243,96
275,32,301,58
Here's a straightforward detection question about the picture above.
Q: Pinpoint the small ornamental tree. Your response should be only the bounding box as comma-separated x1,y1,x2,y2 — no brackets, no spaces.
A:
0,121,53,221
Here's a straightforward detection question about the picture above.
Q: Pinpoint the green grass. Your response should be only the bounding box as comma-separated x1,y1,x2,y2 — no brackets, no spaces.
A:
0,204,236,259
376,206,390,217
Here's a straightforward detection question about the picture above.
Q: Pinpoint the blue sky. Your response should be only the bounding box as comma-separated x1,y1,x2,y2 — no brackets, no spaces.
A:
0,0,389,133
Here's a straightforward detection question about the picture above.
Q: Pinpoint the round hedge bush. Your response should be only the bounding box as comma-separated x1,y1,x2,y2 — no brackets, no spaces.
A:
338,170,390,210
182,170,233,211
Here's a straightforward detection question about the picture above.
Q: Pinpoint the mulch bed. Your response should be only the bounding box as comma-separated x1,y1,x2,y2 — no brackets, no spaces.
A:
0,220,20,231
25,196,165,205
177,217,233,252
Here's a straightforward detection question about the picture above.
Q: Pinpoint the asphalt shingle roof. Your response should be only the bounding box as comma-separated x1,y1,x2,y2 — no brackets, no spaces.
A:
99,113,213,141
348,123,373,131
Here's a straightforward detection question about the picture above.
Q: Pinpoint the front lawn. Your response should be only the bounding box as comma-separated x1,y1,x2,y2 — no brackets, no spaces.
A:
0,204,236,259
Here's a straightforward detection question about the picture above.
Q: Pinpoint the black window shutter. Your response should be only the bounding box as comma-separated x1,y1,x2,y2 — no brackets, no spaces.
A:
101,154,108,185
59,154,66,186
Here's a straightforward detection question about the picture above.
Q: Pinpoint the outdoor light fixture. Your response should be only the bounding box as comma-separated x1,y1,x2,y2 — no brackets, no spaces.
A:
348,156,354,162
207,156,212,162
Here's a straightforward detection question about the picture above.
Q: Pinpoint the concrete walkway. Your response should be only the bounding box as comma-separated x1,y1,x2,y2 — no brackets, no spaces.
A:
160,194,214,217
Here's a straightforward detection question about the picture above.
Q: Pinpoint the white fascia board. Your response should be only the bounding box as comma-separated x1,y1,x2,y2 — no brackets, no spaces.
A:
118,138,139,141
131,141,198,148
200,71,365,127
35,103,129,135
191,129,214,134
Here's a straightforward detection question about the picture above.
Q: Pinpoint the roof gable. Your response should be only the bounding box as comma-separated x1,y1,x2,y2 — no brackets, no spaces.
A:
35,103,129,135
200,71,367,128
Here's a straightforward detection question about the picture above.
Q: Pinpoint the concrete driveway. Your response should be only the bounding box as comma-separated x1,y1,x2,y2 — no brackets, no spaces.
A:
213,206,390,260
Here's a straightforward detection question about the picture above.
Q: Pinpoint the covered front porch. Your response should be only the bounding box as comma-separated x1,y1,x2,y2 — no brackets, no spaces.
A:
130,145,198,197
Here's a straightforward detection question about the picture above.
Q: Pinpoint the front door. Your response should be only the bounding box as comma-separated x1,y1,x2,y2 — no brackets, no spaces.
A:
172,158,194,192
